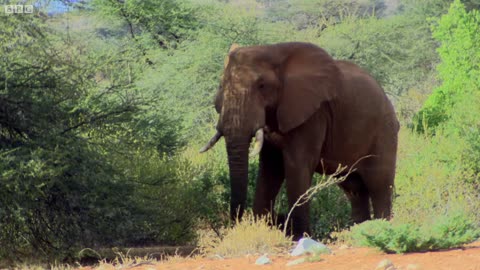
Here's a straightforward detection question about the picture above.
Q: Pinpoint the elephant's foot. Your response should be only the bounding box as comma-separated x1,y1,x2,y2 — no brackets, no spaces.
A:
266,213,303,241
280,215,311,241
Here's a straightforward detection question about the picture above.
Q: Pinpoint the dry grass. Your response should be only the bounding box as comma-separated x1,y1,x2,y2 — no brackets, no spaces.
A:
94,250,157,269
93,247,205,269
11,263,79,270
198,212,293,257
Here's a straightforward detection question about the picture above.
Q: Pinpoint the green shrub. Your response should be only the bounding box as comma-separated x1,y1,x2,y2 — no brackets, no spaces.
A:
414,0,480,132
0,9,189,263
309,185,351,240
394,127,480,226
348,214,480,253
380,123,480,253
443,91,480,179
112,142,240,246
0,141,139,261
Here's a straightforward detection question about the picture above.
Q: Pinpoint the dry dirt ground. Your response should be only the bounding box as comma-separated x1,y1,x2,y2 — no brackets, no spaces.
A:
84,241,480,270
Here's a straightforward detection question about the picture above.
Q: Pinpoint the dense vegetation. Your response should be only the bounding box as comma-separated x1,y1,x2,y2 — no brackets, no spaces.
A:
0,0,479,264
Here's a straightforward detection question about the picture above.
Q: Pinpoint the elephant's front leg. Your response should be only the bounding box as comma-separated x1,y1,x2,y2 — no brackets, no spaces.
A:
283,160,314,240
281,120,325,240
253,142,285,224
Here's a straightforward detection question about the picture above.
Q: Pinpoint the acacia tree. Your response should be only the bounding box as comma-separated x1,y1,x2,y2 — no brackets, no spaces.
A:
91,0,199,51
264,0,388,29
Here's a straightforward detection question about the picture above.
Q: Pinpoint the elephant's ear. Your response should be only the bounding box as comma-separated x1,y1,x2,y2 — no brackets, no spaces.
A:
215,43,241,113
214,84,223,113
277,47,341,133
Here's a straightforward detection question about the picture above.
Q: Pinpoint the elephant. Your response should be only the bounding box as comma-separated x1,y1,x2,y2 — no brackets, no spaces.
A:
200,42,399,240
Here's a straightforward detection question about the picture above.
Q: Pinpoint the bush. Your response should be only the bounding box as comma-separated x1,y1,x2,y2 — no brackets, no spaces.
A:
0,9,187,263
360,118,480,254
111,144,234,246
444,91,480,179
309,185,351,240
0,141,138,261
393,127,480,226
414,0,480,131
348,214,480,253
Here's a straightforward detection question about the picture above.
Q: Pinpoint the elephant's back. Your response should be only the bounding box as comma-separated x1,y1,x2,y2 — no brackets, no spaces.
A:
335,60,394,114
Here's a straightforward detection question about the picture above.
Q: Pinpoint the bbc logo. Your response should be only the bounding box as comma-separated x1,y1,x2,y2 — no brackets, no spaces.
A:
4,5,34,14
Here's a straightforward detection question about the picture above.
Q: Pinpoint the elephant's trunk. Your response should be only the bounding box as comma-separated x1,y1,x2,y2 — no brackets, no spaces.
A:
204,82,265,221
225,137,250,221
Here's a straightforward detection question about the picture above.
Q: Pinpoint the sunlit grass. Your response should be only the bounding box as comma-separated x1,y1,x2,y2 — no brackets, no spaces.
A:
95,250,157,269
198,212,292,257
11,262,78,270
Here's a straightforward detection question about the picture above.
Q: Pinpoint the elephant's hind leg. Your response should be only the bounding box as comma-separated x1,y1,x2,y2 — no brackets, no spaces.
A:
365,125,397,220
339,172,371,223
366,171,394,220
363,144,396,220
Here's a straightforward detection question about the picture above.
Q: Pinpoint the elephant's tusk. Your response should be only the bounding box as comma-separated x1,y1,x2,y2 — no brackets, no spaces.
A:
249,128,264,157
199,131,222,153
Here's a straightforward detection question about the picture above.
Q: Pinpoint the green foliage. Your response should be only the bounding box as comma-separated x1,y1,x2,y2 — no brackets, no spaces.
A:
397,3,480,238
0,8,185,263
110,149,229,245
3,0,480,265
263,0,388,29
400,0,480,17
414,0,480,131
349,214,480,253
91,0,200,49
384,105,480,253
399,0,453,17
309,186,351,240
317,14,438,98
0,140,137,261
393,128,480,225
136,0,266,137
444,90,480,177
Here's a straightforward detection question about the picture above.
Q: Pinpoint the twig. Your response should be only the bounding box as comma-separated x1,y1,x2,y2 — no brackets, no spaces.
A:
283,155,375,235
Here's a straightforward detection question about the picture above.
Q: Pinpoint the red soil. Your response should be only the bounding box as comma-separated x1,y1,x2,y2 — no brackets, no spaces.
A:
84,240,480,270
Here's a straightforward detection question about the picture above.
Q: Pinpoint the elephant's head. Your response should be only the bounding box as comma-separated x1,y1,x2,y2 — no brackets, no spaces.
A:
200,42,341,220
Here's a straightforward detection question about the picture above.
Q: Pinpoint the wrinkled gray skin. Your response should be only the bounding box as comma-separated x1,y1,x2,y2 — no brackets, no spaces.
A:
200,42,399,240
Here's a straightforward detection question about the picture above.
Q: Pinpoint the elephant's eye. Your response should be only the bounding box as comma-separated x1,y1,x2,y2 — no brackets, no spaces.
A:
257,78,266,90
